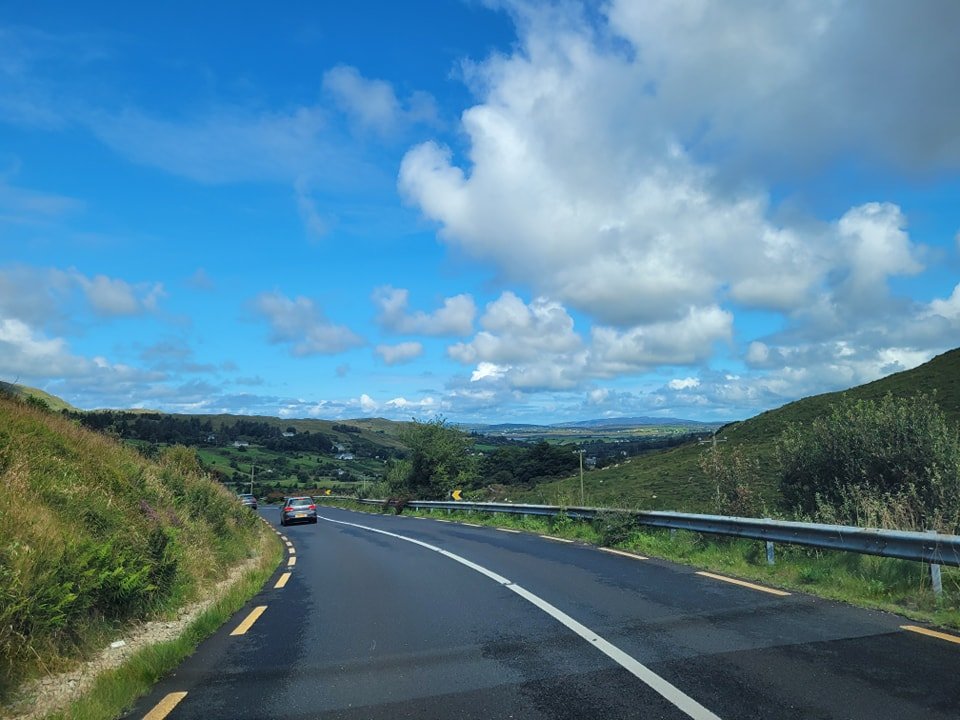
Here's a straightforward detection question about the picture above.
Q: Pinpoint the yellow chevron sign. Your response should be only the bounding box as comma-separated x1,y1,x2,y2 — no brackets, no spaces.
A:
452,489,462,501
324,489,331,496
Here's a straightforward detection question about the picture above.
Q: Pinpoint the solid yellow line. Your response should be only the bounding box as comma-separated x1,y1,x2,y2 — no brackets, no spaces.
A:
601,547,648,561
142,691,188,720
540,535,574,543
901,625,960,645
230,605,267,636
498,528,522,534
287,556,296,567
274,572,291,589
696,571,791,597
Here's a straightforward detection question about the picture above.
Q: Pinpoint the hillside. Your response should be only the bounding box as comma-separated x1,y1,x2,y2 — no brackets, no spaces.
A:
0,381,78,412
522,348,960,512
0,394,263,699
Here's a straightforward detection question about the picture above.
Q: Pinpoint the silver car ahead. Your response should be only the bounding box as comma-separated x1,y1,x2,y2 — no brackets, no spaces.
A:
238,493,258,510
280,496,317,526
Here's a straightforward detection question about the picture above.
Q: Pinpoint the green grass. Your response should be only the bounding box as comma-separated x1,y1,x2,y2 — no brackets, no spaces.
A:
0,395,263,703
521,347,960,512
42,526,282,720
314,497,960,631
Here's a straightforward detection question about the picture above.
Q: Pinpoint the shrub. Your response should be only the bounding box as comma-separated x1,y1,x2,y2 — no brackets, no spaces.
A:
777,393,960,531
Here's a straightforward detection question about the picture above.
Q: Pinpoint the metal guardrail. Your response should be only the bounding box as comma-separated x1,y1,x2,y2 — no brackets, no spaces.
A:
335,497,960,569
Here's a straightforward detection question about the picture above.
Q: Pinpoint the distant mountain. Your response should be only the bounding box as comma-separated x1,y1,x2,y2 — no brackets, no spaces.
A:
551,417,721,429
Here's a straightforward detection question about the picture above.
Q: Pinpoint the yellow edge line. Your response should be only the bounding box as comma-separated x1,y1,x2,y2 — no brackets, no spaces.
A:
287,556,296,567
142,691,188,720
498,528,522,534
540,535,574,543
601,547,648,560
274,572,291,589
696,571,790,597
230,605,267,636
902,625,960,645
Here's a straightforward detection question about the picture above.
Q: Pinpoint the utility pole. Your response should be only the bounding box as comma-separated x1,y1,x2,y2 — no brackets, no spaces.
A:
575,449,585,505
698,429,727,450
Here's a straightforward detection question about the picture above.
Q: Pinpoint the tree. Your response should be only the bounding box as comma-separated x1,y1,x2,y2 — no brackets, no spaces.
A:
388,417,478,498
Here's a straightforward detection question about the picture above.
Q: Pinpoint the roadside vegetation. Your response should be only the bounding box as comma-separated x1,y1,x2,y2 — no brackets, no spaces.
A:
0,392,266,705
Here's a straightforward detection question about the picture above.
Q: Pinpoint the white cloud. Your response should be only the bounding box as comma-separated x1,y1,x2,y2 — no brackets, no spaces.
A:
373,286,475,336
75,274,164,316
590,306,733,375
251,291,363,356
359,393,378,414
323,65,438,136
375,341,424,365
668,377,700,391
928,284,960,321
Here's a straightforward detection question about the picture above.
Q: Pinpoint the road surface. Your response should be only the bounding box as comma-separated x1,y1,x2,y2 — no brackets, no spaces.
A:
124,506,960,719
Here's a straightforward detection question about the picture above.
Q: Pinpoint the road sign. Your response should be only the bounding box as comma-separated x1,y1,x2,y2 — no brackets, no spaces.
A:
452,489,462,501
324,489,331,496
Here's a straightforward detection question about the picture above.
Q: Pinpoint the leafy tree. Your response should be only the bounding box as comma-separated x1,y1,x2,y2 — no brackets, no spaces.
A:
388,417,478,498
699,446,762,517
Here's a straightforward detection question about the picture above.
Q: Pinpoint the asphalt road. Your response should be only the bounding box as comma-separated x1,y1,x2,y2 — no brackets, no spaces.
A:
124,506,960,719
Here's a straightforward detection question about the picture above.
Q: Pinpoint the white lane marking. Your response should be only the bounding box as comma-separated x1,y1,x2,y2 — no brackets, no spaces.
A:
497,528,522,534
540,534,574,543
601,547,649,561
318,514,721,720
462,522,483,527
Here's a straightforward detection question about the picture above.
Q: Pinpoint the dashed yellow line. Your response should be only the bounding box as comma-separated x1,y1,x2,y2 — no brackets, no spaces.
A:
902,625,960,645
287,556,296,567
696,571,791,597
142,691,188,720
601,547,648,561
274,572,291,589
230,605,267,636
540,535,574,543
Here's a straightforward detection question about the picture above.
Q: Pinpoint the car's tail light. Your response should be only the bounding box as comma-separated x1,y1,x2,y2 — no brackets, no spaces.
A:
308,504,316,510
283,506,293,512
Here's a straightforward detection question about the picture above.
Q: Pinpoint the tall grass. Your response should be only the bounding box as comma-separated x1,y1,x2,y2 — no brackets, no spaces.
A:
0,396,260,701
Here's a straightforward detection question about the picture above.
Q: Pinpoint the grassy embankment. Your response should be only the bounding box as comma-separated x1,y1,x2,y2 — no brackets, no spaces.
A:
0,393,279,714
524,348,960,511
315,497,960,630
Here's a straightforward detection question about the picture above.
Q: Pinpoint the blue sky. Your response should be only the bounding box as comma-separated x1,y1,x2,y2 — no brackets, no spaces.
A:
2,0,959,423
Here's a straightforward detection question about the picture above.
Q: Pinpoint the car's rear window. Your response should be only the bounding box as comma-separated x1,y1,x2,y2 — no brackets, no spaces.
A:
288,498,312,507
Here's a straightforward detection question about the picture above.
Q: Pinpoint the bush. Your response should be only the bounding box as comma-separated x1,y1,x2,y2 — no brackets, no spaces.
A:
777,393,960,531
698,446,763,517
593,511,637,546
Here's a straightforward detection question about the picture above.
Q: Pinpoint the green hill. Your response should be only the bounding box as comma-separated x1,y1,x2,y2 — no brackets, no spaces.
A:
0,381,78,412
0,394,263,699
522,348,960,512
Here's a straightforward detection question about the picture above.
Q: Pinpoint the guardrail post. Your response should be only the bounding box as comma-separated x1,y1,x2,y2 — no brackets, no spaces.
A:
669,528,677,541
926,530,943,597
766,541,775,565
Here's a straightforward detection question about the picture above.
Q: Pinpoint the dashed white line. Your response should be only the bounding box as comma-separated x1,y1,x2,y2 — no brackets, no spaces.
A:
318,514,721,720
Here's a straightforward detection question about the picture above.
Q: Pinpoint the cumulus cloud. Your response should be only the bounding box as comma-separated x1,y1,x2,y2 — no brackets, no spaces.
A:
251,291,363,356
373,285,475,336
375,341,424,365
